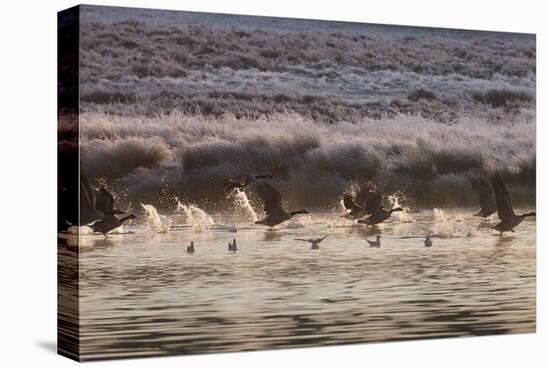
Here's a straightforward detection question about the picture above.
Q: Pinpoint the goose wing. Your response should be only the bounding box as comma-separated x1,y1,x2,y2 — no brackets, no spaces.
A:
224,181,241,193
343,192,362,211
471,177,497,215
318,234,330,243
491,174,515,220
256,180,286,215
80,175,96,210
254,173,274,180
361,191,382,214
80,175,104,224
91,214,120,234
224,175,243,192
95,187,115,213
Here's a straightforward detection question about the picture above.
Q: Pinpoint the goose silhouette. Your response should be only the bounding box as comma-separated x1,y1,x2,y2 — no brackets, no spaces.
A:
254,180,309,228
491,174,535,234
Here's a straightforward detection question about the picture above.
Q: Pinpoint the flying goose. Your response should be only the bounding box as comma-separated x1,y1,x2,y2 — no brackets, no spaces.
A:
357,191,403,225
79,175,105,226
295,234,330,249
59,176,136,234
186,241,195,254
254,180,309,228
366,235,381,248
60,175,137,234
342,192,366,220
471,177,497,218
355,182,384,215
94,186,125,215
224,174,274,193
492,174,535,234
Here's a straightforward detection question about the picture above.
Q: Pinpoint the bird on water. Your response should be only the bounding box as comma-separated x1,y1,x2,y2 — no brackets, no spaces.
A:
228,239,238,253
424,234,432,247
366,235,381,248
295,235,330,249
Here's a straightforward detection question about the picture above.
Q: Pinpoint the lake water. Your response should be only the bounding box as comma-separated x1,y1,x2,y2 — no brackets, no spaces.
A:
58,209,536,361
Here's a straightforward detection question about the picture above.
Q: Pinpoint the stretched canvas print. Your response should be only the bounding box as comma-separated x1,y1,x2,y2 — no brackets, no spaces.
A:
58,5,536,361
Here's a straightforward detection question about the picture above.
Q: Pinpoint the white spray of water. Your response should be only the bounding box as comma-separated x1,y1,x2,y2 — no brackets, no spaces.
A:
388,194,415,223
141,203,172,233
67,226,94,235
233,189,258,222
175,197,214,232
286,222,306,229
433,208,459,238
107,225,126,234
339,198,346,212
286,214,315,229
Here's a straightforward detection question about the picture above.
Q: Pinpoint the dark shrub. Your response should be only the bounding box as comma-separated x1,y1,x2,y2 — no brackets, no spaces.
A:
82,90,136,104
260,49,280,59
472,89,533,107
120,39,138,49
238,55,262,69
408,88,437,101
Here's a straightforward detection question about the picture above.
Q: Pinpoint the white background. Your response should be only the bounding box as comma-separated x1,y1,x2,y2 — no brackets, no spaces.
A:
0,0,548,365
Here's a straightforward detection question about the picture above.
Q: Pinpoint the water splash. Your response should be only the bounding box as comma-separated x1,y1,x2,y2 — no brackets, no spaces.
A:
67,226,94,235
286,222,306,229
141,203,171,233
232,189,258,222
433,208,458,238
107,225,126,234
286,214,314,229
339,198,346,212
327,214,351,228
226,223,238,232
388,194,415,223
175,197,214,232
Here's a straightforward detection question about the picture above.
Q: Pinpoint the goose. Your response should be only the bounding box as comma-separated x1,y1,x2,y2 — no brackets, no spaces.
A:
60,176,136,232
492,174,535,234
357,191,403,225
342,185,382,220
186,241,195,254
342,192,366,220
471,177,497,218
91,213,136,235
228,239,238,253
59,175,103,230
224,174,274,193
58,218,73,233
295,235,330,249
254,180,309,228
424,234,432,247
79,175,105,225
366,235,381,248
94,186,125,215
82,175,137,229
355,182,384,215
